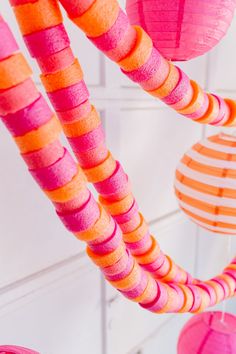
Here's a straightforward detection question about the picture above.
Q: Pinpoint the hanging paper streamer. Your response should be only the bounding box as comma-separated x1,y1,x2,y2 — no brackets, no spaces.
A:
178,311,236,353
1,4,235,315
126,0,236,61
175,133,236,235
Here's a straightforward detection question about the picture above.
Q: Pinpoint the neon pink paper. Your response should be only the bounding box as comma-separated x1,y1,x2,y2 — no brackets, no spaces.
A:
30,148,77,191
126,0,236,61
2,95,53,137
178,311,236,354
24,24,70,58
0,20,19,61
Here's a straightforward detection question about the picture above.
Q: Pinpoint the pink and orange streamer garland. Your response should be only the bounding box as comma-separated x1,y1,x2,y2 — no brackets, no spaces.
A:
0,0,235,314
55,0,236,127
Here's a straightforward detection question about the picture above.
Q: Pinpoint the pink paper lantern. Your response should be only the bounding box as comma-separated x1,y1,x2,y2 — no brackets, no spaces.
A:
178,311,236,354
0,345,39,353
126,0,236,61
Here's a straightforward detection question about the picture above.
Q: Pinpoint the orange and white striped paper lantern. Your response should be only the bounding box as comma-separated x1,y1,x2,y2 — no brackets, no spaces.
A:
175,133,236,235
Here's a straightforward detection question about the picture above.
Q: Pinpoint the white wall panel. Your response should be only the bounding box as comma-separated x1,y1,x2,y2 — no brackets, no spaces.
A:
0,257,102,354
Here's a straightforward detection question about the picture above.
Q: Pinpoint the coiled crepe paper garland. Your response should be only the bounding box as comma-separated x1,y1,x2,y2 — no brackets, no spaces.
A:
0,2,235,314
54,0,236,127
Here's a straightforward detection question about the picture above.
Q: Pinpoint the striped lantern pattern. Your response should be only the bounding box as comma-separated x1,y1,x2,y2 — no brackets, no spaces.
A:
175,133,236,235
178,311,236,354
126,0,236,61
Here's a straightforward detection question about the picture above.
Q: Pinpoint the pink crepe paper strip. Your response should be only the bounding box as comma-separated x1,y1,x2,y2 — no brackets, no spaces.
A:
57,192,100,232
29,148,77,191
0,19,19,61
2,95,53,137
47,81,89,111
24,24,70,58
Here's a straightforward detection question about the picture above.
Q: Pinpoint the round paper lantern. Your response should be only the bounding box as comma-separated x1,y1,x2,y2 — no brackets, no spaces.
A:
0,345,39,353
178,311,236,354
126,0,236,61
174,133,236,235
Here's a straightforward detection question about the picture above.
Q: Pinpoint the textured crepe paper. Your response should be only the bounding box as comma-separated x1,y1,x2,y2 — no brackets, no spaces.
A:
140,56,169,91
60,0,95,17
197,283,217,307
14,115,62,153
224,99,236,127
53,187,90,212
141,251,165,272
38,47,75,74
140,281,168,312
105,251,134,280
152,255,171,278
75,205,113,242
155,283,182,313
0,53,32,90
5,5,236,312
99,192,134,216
45,167,86,202
48,80,89,111
121,271,148,301
72,0,120,38
178,81,204,115
0,79,40,116
205,280,225,304
62,106,100,137
76,143,108,169
58,192,100,232
210,95,230,126
68,124,105,153
160,256,178,282
162,69,191,105
89,10,130,51
113,200,139,224
0,345,39,354
219,274,236,296
102,248,130,276
24,24,70,58
126,232,152,256
105,25,137,62
118,26,153,72
175,133,236,235
212,277,231,298
134,236,160,265
13,0,62,35
57,100,91,123
22,139,64,169
185,93,209,120
177,311,236,354
123,213,148,242
83,152,116,183
119,212,140,233
2,95,53,137
148,63,180,98
126,0,236,61
196,94,219,124
178,284,195,313
0,20,19,61
94,161,127,195
41,59,83,92
88,222,122,255
30,148,78,191
187,285,202,312
10,0,38,5
108,260,143,291
87,242,126,268
122,46,161,83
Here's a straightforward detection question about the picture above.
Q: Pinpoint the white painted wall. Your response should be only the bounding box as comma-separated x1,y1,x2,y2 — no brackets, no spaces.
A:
0,1,235,353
